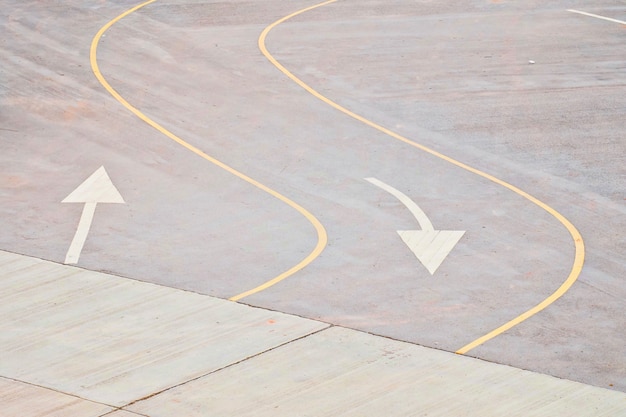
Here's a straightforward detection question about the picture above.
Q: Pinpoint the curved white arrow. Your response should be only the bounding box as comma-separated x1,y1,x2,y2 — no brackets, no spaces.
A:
366,177,465,275
62,166,124,264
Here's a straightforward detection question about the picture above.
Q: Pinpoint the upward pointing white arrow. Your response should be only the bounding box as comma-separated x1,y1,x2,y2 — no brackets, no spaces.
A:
62,166,124,264
366,177,465,275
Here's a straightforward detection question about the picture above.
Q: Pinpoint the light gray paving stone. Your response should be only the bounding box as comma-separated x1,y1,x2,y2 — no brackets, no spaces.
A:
0,376,113,417
0,252,44,276
129,326,626,417
0,250,329,407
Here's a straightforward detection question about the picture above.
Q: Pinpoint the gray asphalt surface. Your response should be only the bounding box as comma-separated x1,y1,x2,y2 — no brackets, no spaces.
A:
1,0,625,393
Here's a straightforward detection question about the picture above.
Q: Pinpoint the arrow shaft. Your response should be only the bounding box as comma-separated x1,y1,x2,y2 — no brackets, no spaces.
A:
365,178,434,231
64,202,98,264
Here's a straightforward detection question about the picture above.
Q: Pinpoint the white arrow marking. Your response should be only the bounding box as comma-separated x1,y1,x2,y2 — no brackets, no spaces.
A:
567,9,626,25
365,177,465,275
62,166,124,264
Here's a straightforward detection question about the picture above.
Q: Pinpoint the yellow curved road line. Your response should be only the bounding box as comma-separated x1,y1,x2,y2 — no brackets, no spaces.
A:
260,0,585,354
90,0,327,302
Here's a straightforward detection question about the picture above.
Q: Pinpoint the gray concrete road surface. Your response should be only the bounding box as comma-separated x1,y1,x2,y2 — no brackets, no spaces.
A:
1,0,625,395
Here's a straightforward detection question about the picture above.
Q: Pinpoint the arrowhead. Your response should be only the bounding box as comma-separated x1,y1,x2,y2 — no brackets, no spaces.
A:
62,166,125,204
397,230,465,275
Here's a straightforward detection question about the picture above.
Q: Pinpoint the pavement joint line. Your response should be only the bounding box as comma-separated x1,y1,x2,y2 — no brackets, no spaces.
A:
0,249,317,333
100,409,148,417
0,248,335,331
119,324,334,410
0,375,118,411
0,249,253,305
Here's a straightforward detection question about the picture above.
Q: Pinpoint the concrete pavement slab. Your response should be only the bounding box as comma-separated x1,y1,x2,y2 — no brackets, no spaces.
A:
0,250,328,407
128,326,626,416
2,250,625,416
1,376,113,417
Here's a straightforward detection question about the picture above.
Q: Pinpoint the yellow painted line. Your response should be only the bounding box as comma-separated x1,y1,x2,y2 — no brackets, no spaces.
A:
90,0,327,302
260,0,585,354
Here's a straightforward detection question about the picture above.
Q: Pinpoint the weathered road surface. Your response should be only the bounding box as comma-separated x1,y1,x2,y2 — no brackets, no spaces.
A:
1,0,624,394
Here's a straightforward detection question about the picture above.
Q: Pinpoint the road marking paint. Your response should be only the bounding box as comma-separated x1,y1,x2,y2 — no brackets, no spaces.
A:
62,166,125,204
567,9,626,26
366,177,465,275
398,230,466,275
90,1,327,301
263,1,584,353
365,177,435,231
63,166,125,264
64,202,97,265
